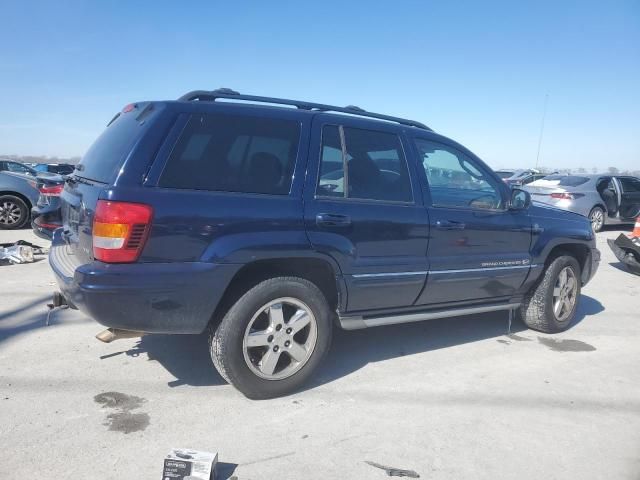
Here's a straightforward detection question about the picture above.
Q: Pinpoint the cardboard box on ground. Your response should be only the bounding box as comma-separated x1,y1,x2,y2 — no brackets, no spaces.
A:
162,449,218,480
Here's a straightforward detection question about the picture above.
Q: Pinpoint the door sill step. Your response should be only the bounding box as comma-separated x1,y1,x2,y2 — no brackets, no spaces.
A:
339,302,521,330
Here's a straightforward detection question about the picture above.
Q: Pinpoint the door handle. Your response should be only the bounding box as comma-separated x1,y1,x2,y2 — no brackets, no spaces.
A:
316,213,352,227
435,220,466,230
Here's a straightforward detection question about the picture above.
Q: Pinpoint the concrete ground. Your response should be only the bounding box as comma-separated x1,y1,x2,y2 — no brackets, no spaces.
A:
1,226,639,480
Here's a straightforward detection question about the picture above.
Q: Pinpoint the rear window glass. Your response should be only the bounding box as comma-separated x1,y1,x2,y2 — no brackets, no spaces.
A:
77,104,152,183
159,113,300,195
542,175,590,187
495,171,514,178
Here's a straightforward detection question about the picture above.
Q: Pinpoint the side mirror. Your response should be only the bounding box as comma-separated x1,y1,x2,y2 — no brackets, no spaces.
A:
509,188,531,210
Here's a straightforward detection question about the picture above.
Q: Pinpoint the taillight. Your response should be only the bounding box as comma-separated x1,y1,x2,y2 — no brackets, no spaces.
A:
93,200,153,263
550,192,584,200
550,192,574,200
39,184,63,196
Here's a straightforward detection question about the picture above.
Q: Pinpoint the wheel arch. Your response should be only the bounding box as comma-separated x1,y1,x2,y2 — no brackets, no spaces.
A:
0,191,33,209
208,255,345,330
545,243,591,282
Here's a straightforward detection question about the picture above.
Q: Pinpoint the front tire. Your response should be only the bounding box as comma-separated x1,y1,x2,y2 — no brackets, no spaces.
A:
519,255,581,333
0,195,29,230
209,277,332,399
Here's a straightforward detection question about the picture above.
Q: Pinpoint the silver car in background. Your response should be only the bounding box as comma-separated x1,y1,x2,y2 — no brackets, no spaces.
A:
524,174,640,232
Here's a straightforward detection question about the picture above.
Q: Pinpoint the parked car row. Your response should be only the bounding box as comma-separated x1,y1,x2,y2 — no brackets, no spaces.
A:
0,159,75,177
495,168,552,187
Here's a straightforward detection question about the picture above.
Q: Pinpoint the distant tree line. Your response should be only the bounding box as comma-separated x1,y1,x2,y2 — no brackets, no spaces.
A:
1,154,81,165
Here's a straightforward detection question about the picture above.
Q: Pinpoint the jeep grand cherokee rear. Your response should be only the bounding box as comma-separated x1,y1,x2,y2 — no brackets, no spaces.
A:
50,89,599,399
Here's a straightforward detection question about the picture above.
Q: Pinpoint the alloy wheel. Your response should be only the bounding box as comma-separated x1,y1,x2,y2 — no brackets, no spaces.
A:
242,297,318,380
552,266,578,321
0,201,21,225
590,209,604,232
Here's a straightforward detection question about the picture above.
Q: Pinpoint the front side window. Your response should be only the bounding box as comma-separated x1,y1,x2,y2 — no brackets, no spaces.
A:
159,113,300,195
316,125,413,202
414,139,503,210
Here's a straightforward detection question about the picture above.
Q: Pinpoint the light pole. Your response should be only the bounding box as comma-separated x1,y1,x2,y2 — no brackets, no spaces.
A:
535,93,549,170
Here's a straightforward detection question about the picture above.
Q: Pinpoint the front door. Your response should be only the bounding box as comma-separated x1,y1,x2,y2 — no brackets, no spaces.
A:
409,136,533,306
303,116,429,312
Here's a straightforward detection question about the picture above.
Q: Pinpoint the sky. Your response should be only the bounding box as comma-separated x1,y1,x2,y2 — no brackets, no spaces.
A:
0,0,638,171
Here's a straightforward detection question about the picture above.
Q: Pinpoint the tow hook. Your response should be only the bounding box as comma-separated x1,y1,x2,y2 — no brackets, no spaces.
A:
95,328,146,343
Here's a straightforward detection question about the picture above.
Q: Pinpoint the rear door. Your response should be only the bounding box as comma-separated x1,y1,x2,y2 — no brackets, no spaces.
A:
410,136,532,306
303,116,429,312
616,177,640,220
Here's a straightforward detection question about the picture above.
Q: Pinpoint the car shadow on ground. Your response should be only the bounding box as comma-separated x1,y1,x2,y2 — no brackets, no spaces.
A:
127,294,603,390
0,294,61,344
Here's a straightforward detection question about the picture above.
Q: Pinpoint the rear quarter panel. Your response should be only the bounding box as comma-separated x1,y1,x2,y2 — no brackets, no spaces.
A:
115,103,317,265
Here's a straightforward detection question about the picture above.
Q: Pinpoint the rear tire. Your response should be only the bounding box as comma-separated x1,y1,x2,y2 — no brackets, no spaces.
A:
519,255,581,333
209,277,332,399
0,195,30,230
588,206,605,233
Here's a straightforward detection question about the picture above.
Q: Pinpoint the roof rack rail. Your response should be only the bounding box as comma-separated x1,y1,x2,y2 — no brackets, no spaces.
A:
177,88,431,130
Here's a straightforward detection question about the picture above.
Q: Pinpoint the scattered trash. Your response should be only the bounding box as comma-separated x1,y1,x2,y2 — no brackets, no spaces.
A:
365,460,420,478
0,240,48,265
607,231,640,276
163,448,218,480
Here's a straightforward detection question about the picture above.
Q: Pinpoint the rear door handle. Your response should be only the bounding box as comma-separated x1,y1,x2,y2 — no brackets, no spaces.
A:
435,220,466,230
316,213,351,227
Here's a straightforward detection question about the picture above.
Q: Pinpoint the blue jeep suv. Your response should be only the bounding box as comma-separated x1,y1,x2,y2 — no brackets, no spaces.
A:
50,89,600,398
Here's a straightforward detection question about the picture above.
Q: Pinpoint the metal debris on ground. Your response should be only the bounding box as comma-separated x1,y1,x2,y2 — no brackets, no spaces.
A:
365,461,420,478
0,240,48,265
607,234,640,276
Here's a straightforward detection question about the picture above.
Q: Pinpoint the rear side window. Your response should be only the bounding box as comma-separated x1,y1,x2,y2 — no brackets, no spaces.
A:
317,125,413,202
78,104,153,183
159,113,300,195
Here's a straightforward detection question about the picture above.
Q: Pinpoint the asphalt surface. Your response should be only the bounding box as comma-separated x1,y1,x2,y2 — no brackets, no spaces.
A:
1,227,639,479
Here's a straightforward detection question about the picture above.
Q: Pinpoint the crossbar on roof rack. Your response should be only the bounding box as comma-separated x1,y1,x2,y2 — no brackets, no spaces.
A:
177,88,431,130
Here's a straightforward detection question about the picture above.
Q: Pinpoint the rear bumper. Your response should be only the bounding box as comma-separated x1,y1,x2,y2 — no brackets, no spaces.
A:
49,230,240,334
